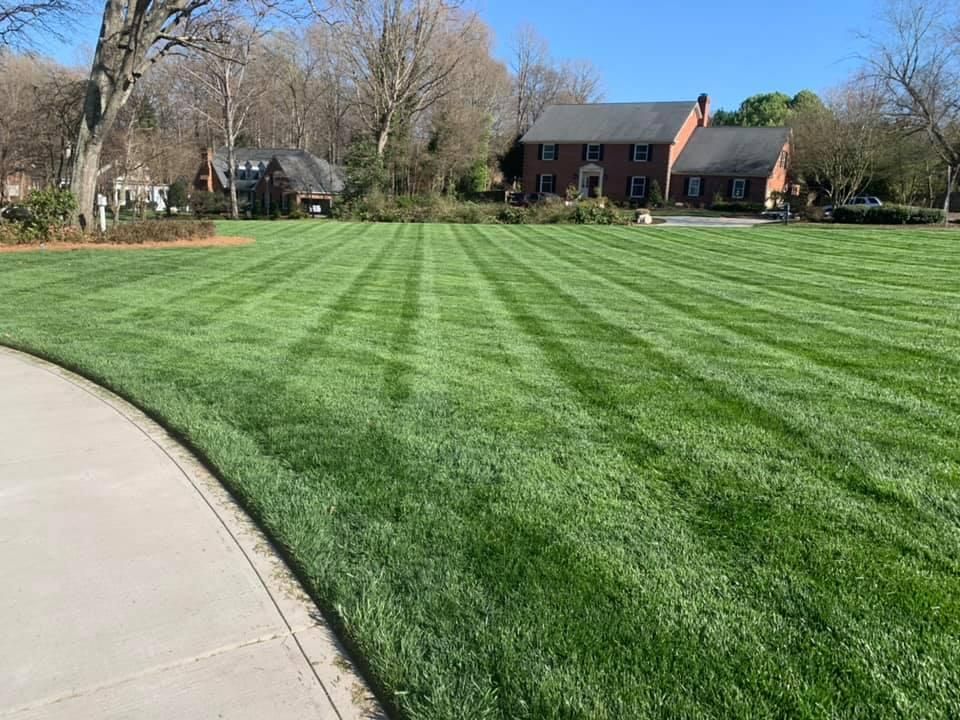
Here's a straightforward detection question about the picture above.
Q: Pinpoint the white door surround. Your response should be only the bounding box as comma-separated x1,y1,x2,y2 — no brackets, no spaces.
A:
578,163,604,198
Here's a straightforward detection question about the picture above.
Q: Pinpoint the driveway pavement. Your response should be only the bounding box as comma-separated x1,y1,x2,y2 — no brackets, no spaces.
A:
655,215,779,228
0,347,384,720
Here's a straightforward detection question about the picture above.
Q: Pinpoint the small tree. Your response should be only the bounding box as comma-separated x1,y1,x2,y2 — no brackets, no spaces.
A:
648,179,664,207
166,179,188,215
343,140,386,199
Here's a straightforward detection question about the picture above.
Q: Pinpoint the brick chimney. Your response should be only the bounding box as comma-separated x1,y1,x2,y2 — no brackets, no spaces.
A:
698,94,710,127
198,147,214,192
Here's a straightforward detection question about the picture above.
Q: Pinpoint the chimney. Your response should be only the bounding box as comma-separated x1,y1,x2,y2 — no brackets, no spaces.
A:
698,94,710,127
200,147,214,192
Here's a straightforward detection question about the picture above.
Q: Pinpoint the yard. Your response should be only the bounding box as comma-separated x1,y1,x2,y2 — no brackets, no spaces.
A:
0,222,957,719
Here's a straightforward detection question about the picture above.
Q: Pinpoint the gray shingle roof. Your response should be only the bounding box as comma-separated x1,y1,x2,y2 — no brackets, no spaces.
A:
212,148,345,195
520,101,698,144
672,127,790,177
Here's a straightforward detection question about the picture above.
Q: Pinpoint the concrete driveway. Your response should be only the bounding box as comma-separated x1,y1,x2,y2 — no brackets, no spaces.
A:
0,348,384,720
655,215,779,228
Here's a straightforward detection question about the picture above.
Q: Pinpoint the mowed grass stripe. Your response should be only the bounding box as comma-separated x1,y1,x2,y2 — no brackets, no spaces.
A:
534,227,960,425
615,227,960,330
1,222,958,720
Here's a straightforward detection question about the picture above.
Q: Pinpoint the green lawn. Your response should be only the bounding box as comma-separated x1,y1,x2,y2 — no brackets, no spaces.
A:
1,222,958,719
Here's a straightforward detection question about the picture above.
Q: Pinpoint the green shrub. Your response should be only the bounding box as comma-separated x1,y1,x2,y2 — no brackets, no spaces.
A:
573,198,621,225
287,207,305,220
832,204,945,225
191,191,227,217
497,206,527,224
26,189,77,237
96,219,216,244
648,180,664,208
166,179,189,215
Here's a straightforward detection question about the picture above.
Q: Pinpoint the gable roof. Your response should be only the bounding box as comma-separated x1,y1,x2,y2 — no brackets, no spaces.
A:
271,150,345,195
520,101,699,144
672,127,790,177
212,148,345,195
212,148,281,191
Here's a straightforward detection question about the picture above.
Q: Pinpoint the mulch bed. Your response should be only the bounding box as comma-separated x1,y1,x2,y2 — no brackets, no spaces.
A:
0,236,254,253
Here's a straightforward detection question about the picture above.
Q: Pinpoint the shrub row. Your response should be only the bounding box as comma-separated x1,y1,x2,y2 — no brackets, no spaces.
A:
95,219,217,244
332,195,632,225
832,204,946,225
0,218,216,246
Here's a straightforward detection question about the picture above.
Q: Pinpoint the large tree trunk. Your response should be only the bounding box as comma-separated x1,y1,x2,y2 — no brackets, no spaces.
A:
70,31,132,228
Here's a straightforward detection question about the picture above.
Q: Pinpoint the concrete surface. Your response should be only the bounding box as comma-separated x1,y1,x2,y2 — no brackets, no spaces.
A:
654,215,779,228
0,347,385,720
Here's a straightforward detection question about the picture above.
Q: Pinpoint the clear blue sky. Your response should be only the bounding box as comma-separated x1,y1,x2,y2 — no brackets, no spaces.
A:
479,0,872,111
47,0,872,112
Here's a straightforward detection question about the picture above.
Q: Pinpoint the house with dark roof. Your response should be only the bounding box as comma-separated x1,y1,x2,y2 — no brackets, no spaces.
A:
520,95,792,207
193,147,344,214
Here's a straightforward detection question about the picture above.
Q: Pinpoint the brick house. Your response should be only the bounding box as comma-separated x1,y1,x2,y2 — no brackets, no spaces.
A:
194,147,344,213
520,95,792,207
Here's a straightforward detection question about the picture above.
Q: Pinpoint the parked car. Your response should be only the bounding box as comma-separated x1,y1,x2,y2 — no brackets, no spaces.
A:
1,205,32,222
822,196,883,217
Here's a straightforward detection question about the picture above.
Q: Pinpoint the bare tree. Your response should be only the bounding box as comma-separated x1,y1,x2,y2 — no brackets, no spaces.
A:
509,25,603,136
864,0,960,222
792,83,885,206
69,0,242,227
0,0,82,47
331,0,472,157
179,15,266,218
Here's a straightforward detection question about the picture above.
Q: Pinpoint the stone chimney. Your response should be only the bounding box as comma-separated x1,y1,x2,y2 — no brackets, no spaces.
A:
698,94,710,127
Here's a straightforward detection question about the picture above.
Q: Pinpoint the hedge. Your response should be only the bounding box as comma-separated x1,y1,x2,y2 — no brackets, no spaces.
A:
833,204,945,225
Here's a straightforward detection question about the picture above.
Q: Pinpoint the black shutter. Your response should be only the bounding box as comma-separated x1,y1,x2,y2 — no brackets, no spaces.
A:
629,144,636,162
538,144,544,160
599,144,605,161
535,174,541,192
582,144,587,161
728,179,734,199
554,144,559,160
684,178,690,196
626,177,633,198
647,145,653,162
744,179,752,199
552,174,557,193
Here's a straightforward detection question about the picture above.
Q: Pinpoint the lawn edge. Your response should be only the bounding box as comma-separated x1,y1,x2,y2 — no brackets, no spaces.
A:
0,342,397,720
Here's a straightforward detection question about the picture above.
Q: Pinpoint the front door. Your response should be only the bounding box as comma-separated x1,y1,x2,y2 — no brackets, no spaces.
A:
587,175,600,198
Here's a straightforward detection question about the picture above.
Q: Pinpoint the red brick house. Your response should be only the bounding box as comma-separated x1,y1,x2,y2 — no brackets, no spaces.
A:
194,147,344,214
520,95,792,207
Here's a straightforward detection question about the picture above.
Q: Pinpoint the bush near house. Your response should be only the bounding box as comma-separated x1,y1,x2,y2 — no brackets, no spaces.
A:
833,204,945,224
191,191,228,217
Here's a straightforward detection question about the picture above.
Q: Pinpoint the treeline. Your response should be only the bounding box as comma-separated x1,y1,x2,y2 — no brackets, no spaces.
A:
0,1,602,217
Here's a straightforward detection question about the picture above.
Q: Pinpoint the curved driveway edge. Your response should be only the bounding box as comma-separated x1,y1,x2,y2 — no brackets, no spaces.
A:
0,347,385,720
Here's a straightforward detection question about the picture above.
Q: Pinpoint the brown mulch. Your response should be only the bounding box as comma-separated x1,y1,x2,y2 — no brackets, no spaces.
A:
0,236,254,253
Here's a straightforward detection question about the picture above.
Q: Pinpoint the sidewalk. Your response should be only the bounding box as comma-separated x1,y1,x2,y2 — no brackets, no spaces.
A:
0,348,384,719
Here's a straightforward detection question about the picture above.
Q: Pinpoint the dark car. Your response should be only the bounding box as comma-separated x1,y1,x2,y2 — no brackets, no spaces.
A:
1,205,32,222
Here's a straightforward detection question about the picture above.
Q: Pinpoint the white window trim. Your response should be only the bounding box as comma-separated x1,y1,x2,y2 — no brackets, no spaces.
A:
630,176,647,199
732,179,746,200
633,144,650,162
539,174,555,193
688,177,702,198
586,144,602,162
542,144,556,161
